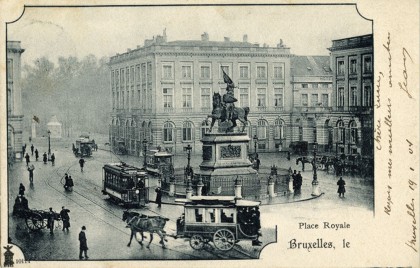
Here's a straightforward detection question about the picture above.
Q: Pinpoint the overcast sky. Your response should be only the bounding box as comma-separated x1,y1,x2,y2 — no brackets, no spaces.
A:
8,5,372,66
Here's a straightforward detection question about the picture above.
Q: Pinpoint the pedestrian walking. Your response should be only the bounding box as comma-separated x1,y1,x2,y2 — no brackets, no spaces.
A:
27,164,35,183
295,171,303,192
79,226,89,260
155,187,162,208
35,149,39,161
30,144,34,155
337,177,346,197
18,183,25,196
79,158,85,172
60,206,71,231
22,144,26,156
292,170,297,190
47,207,56,234
64,175,74,192
287,151,291,161
51,153,55,166
43,152,47,164
24,153,30,166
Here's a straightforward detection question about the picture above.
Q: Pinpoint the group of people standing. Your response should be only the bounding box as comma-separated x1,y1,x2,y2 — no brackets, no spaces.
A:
291,170,303,193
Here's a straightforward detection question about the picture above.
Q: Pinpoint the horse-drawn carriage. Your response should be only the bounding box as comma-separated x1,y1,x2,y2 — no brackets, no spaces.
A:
13,201,61,231
175,196,262,251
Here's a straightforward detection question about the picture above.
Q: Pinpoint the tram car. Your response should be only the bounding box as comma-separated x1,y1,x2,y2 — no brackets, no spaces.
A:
175,196,262,251
102,162,149,207
145,147,174,180
73,135,95,157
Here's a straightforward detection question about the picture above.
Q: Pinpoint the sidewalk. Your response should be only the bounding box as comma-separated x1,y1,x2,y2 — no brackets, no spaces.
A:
147,178,324,207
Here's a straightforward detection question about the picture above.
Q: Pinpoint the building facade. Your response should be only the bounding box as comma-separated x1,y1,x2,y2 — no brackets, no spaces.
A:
7,41,25,160
109,32,373,157
109,32,293,155
328,34,373,156
290,56,333,152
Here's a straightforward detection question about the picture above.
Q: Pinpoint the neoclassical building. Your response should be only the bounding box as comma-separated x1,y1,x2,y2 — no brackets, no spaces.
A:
109,31,293,155
109,32,373,157
7,41,25,160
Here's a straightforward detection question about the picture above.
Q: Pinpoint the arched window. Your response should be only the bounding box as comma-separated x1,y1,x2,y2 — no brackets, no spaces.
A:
349,121,358,144
182,121,194,142
274,118,285,139
337,120,345,142
163,122,175,142
257,120,268,140
201,120,210,138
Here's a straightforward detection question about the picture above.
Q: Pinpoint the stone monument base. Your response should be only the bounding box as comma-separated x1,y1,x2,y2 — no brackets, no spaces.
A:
195,132,259,198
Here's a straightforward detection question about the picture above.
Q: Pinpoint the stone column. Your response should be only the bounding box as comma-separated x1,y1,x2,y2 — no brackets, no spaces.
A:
186,175,193,199
268,176,276,198
234,177,242,199
169,177,175,197
31,119,37,138
196,177,204,196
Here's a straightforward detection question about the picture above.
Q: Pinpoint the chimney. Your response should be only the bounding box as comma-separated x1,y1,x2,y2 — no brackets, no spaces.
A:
201,32,209,41
243,34,248,43
277,39,284,48
224,37,230,42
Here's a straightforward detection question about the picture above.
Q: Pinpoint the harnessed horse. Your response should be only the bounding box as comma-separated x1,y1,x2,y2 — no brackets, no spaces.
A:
122,211,169,248
208,92,249,133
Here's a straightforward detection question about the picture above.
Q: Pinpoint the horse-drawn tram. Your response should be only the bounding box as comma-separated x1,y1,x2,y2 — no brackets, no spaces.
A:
175,196,262,251
73,135,95,157
102,162,149,207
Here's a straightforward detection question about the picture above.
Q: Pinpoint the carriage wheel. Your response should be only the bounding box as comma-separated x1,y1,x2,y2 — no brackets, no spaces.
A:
189,234,205,250
25,213,43,231
213,229,235,251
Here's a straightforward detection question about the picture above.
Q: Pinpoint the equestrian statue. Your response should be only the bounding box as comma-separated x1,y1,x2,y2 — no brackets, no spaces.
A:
208,68,249,133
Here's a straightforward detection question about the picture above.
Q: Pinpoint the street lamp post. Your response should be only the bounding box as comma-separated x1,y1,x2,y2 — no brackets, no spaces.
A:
311,140,321,196
253,135,258,156
185,144,193,198
142,138,148,168
47,130,51,161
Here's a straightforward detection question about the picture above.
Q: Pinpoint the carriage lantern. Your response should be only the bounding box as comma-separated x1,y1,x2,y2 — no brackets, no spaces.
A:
142,139,148,167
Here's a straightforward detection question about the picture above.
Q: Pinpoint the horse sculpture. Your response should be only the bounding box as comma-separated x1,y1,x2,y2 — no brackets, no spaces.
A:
122,211,169,249
208,92,249,133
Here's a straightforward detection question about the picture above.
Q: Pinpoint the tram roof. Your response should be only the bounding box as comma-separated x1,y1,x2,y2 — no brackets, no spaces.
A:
103,162,147,175
148,149,173,157
175,196,260,207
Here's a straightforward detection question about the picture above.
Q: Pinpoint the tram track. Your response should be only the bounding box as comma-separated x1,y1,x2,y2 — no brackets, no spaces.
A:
40,155,208,260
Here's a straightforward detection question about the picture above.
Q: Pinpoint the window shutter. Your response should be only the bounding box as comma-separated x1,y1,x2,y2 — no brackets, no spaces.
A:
345,128,350,144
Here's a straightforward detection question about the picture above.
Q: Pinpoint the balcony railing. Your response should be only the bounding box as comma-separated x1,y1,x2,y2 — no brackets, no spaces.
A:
294,106,333,113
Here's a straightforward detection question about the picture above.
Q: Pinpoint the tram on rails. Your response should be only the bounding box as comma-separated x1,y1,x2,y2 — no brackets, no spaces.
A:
145,147,174,180
102,162,149,207
175,196,262,251
73,135,95,157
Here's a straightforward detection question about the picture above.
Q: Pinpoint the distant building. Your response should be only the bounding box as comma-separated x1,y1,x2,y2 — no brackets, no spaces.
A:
328,34,373,156
7,41,25,160
109,31,293,155
290,56,333,152
47,116,62,138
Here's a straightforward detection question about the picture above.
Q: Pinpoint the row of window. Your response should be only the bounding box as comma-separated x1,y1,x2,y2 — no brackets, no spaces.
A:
336,84,372,107
113,86,285,110
336,54,372,76
299,83,332,89
111,63,286,89
301,93,330,107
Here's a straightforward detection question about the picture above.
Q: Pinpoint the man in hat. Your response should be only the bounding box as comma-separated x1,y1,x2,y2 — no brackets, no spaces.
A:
27,164,35,183
79,226,89,260
60,206,71,231
47,207,56,234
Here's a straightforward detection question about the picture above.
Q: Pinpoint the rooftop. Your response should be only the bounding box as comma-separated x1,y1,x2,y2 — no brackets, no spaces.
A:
291,56,332,76
328,34,373,51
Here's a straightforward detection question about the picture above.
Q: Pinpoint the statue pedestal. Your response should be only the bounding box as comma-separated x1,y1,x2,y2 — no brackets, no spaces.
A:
195,133,258,197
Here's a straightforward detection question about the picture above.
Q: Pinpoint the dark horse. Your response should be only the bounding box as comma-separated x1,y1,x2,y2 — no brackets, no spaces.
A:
208,92,249,133
122,211,169,248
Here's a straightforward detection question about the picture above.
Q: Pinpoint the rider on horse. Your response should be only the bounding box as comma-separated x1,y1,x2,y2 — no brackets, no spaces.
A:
221,69,237,122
